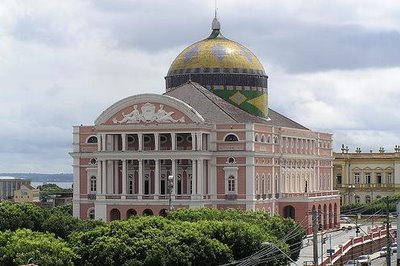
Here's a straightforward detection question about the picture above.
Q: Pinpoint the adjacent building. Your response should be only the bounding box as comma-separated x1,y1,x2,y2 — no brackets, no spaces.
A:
0,176,31,200
71,17,340,233
333,145,400,205
13,184,40,203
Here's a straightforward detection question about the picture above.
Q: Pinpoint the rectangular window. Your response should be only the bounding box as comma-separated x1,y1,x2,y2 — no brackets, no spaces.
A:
336,174,342,184
376,173,382,184
227,175,236,193
365,173,371,184
354,173,360,184
387,173,393,184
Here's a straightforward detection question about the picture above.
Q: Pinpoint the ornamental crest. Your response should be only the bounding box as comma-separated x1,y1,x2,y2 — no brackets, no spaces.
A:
112,103,185,124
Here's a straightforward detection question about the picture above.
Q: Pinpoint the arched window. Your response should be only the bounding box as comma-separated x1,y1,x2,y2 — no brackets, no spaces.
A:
90,176,97,192
267,135,271,143
261,135,265,143
355,195,360,203
365,195,371,204
228,175,235,192
224,134,238,142
227,157,236,164
87,136,98,144
255,175,259,194
88,208,95,220
254,133,259,142
127,209,137,219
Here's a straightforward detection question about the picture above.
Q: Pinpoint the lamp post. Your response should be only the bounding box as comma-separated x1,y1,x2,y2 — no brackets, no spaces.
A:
348,184,355,204
167,175,174,211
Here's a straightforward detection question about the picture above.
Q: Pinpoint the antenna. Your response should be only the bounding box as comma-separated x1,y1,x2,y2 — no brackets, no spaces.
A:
214,0,218,19
211,0,220,30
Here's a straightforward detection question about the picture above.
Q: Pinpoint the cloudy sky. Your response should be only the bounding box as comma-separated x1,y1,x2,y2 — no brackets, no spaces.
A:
1,0,400,173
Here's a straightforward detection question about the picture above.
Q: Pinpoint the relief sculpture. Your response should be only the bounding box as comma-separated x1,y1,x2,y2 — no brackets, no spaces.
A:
112,103,185,124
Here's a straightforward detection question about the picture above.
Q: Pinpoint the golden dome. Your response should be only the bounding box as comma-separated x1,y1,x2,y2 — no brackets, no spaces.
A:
167,35,265,76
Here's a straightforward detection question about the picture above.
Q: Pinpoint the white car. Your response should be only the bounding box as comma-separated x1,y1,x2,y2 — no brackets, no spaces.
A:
341,223,357,230
355,255,371,266
380,246,388,257
391,243,397,253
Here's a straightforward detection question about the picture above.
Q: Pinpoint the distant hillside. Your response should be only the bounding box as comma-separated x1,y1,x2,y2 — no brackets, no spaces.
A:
0,173,73,182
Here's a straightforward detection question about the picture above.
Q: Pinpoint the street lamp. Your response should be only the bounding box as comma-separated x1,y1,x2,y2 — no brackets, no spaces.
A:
348,184,355,205
167,175,174,211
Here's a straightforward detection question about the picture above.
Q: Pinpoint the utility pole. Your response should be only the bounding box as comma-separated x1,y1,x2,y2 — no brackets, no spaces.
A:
312,210,319,266
386,196,391,266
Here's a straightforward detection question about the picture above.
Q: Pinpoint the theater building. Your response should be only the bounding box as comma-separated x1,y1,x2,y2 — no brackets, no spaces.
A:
71,17,340,232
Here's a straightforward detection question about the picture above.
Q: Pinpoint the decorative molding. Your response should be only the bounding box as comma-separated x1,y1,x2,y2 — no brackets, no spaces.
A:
112,103,185,124
95,94,204,125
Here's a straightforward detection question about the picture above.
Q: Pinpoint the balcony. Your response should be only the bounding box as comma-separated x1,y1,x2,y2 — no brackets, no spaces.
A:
225,194,237,200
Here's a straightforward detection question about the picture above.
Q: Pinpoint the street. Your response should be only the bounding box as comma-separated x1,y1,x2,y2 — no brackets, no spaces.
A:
293,223,380,266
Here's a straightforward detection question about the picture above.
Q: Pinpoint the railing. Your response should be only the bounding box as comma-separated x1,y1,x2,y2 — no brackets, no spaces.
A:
320,225,390,266
280,191,339,198
225,194,237,200
336,183,397,189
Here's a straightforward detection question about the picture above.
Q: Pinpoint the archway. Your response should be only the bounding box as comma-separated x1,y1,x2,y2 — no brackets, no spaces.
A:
328,204,333,228
323,204,327,230
283,205,295,220
126,209,137,219
159,209,168,217
143,209,154,216
110,208,121,221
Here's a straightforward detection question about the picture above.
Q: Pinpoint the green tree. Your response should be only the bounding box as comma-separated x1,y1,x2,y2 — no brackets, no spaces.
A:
0,202,47,232
0,229,76,266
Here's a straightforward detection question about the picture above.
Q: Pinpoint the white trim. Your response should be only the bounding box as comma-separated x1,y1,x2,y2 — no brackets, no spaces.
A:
223,132,239,142
95,94,205,125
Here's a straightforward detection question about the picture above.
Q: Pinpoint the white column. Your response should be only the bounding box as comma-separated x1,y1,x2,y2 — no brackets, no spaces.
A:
172,159,176,195
210,157,216,200
138,159,143,198
154,133,159,151
101,134,106,151
154,159,160,197
138,133,143,151
114,161,119,194
191,133,196,150
122,160,127,198
191,160,197,194
96,160,102,194
102,159,107,194
171,133,176,150
97,133,102,151
246,157,255,210
122,134,126,151
197,159,203,195
196,133,202,151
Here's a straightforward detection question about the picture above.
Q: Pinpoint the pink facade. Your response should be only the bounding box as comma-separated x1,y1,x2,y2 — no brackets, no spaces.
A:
71,92,340,233
71,18,339,233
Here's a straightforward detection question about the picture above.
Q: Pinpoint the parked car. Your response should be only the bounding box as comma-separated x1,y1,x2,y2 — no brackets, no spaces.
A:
341,223,357,230
343,260,357,265
340,216,352,223
380,246,388,257
391,243,397,253
355,255,371,266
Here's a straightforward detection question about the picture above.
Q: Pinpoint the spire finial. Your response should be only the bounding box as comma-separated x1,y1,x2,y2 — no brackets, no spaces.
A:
211,0,220,30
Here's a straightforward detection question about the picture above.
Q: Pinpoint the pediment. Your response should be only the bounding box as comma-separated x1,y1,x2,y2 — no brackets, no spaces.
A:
95,94,204,126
